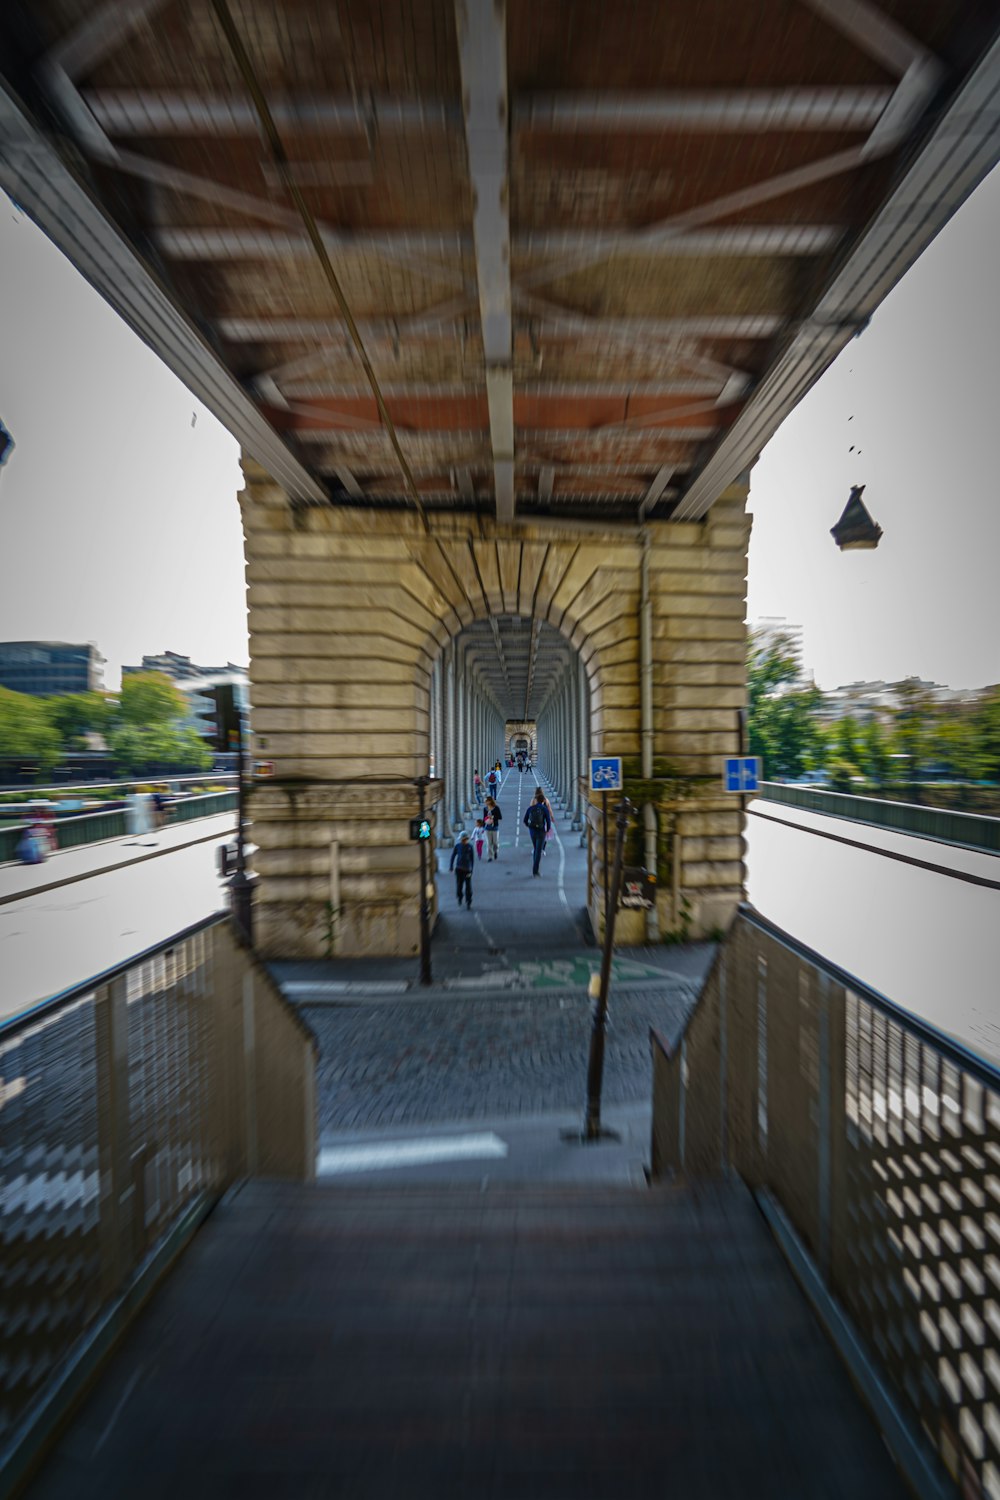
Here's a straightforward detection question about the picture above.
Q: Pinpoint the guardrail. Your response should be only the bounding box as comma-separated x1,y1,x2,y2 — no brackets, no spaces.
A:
0,774,236,803
759,781,1000,854
651,907,999,1496
0,915,316,1490
0,791,238,863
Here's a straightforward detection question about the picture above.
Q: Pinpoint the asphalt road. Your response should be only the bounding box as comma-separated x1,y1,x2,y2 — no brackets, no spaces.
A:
0,817,233,1016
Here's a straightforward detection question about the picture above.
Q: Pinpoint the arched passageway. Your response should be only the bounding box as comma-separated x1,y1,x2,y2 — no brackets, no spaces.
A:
241,471,751,961
430,616,590,947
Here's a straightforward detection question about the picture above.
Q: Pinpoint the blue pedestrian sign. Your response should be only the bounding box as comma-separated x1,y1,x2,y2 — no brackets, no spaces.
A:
723,756,761,793
589,756,622,793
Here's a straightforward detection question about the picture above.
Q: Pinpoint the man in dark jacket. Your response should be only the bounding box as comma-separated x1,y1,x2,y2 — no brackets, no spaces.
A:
449,833,475,908
523,788,552,876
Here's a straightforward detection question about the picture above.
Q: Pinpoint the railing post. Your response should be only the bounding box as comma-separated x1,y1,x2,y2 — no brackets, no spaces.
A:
95,975,132,1297
242,968,258,1177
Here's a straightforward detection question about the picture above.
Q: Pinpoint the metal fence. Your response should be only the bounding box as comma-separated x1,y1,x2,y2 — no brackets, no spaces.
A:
651,907,1000,1496
0,915,315,1477
760,781,1000,854
0,791,238,863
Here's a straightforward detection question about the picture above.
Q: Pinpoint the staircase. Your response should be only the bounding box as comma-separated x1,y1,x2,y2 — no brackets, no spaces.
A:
27,1179,907,1498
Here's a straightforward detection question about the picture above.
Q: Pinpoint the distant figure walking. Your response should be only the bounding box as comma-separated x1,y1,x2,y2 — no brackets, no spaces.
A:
486,767,499,799
524,787,552,877
449,833,475,909
473,769,484,805
484,796,502,860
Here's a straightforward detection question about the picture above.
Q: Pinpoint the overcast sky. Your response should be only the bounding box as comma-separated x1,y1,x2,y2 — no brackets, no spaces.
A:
0,167,998,692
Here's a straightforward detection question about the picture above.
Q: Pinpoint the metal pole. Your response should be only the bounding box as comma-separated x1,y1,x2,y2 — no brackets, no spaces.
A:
416,775,432,986
585,796,631,1140
229,693,253,946
602,790,609,929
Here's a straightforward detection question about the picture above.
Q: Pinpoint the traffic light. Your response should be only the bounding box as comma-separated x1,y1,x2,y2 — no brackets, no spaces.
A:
199,683,241,752
409,817,432,841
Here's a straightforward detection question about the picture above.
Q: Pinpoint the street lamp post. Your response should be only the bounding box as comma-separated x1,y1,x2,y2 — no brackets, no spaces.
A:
584,795,631,1141
415,775,433,986
229,696,254,946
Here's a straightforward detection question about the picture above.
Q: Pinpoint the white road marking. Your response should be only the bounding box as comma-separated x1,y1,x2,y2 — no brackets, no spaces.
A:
472,909,511,966
318,1132,508,1175
284,980,409,997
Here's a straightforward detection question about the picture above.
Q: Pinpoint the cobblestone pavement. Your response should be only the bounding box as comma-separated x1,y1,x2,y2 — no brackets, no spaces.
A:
304,980,699,1136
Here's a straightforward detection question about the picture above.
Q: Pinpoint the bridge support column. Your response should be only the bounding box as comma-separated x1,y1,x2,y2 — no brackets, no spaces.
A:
240,459,752,958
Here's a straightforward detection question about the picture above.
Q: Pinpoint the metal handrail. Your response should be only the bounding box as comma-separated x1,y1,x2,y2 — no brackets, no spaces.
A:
0,773,236,800
763,781,999,826
0,910,229,1040
0,912,317,1473
739,904,1000,1089
758,780,1000,853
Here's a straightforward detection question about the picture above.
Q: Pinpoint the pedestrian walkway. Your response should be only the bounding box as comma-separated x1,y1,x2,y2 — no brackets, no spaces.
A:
438,766,588,953
0,812,235,907
24,1177,908,1499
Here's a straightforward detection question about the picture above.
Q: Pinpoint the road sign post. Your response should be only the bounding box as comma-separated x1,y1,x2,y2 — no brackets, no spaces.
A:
584,795,631,1142
589,758,622,928
413,777,432,987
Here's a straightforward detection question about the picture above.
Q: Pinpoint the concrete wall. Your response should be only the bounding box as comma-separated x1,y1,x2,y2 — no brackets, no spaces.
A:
241,456,752,957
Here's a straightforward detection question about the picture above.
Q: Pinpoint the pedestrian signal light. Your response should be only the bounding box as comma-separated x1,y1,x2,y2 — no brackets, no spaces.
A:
410,817,432,841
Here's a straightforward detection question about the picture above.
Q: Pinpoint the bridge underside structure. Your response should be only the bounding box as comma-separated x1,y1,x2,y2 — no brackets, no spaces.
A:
2,1,999,955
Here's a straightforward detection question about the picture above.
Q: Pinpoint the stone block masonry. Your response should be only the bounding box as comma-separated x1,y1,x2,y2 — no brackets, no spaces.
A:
241,459,752,957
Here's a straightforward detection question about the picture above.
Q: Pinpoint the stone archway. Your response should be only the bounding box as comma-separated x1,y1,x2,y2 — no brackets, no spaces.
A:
240,459,751,958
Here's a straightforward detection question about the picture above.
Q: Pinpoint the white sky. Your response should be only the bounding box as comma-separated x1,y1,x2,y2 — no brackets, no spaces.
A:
0,167,998,692
746,164,1000,691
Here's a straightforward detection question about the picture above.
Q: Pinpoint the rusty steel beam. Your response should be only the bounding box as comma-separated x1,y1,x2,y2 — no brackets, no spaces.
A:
455,0,514,524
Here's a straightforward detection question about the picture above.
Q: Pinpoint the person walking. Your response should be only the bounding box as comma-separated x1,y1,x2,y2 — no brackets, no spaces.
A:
449,832,475,909
484,796,502,860
523,787,551,876
486,766,499,800
473,769,484,805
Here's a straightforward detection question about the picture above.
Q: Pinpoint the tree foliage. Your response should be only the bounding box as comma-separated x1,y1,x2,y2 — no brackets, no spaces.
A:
0,670,211,779
45,691,112,749
117,672,186,726
107,722,211,775
107,673,209,774
747,629,824,780
0,687,61,772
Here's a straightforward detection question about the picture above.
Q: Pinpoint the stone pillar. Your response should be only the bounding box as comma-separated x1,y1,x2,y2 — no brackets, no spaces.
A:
240,461,751,956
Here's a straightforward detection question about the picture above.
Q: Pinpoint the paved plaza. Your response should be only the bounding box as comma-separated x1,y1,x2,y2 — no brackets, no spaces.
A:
272,771,712,1141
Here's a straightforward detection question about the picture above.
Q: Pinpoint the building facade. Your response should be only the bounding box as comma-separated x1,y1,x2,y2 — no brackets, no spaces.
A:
0,641,103,696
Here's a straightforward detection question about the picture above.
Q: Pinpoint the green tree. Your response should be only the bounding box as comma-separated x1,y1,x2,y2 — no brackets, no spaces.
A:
832,714,861,769
117,672,186,726
858,716,891,785
747,628,825,779
108,722,210,776
969,688,1000,782
0,687,62,775
46,691,112,750
887,677,936,775
107,672,210,775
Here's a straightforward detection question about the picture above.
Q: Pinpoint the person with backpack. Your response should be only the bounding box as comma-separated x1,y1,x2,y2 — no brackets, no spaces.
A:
523,787,551,876
483,796,502,860
486,767,499,799
449,833,475,909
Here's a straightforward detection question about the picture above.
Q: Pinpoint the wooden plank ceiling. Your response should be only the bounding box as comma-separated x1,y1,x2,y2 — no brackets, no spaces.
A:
3,0,999,520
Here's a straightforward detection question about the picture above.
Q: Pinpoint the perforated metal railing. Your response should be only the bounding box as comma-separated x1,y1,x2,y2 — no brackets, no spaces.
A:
651,908,1000,1496
0,915,315,1463
759,780,1000,854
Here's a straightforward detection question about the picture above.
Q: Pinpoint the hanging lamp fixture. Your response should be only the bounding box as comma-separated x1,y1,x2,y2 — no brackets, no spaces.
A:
831,484,883,550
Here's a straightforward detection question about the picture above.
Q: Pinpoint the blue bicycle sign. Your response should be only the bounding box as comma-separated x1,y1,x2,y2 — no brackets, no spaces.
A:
589,757,622,793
